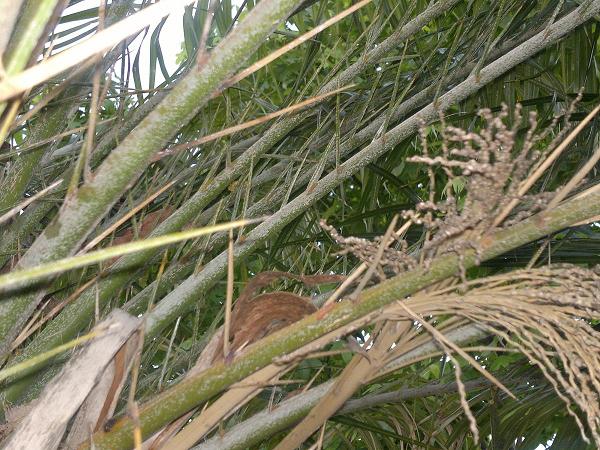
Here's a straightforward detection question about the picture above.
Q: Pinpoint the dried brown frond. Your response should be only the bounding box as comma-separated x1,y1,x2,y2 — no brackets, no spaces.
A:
389,264,600,445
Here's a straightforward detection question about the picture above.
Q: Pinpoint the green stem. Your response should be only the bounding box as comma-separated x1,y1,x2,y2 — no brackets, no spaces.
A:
0,218,260,293
85,185,600,449
0,88,170,271
0,0,135,213
196,334,492,450
2,0,59,76
0,0,302,359
5,0,461,395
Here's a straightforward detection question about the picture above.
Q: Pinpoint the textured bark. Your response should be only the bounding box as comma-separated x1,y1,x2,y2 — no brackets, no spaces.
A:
143,0,600,344
0,0,303,360
81,183,600,449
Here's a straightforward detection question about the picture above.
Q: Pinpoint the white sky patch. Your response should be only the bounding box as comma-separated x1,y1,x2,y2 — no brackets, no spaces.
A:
56,0,245,88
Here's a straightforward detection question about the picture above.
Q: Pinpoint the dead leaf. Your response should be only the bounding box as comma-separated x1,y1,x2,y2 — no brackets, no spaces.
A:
3,310,141,450
64,326,141,447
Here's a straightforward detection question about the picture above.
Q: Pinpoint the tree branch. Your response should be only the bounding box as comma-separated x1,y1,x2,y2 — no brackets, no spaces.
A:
5,0,463,398
83,182,600,449
0,0,303,359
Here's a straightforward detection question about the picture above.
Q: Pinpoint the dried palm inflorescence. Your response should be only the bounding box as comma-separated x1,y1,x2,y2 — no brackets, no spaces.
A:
322,102,578,279
320,103,599,443
320,220,416,280
405,102,576,272
388,264,600,446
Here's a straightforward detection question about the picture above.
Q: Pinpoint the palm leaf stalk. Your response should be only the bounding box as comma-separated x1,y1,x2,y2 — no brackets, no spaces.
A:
84,182,600,448
0,0,303,359
2,0,464,399
0,1,599,448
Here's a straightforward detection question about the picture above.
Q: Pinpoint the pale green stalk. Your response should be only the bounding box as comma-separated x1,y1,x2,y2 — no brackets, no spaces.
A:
5,0,461,390
0,218,262,293
0,0,303,359
0,0,136,214
0,332,97,383
84,183,600,449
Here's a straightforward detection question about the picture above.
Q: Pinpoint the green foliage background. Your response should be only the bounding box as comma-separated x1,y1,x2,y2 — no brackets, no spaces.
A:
0,0,599,448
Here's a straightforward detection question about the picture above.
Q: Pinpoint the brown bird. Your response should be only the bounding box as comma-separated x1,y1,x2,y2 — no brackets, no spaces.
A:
213,271,344,363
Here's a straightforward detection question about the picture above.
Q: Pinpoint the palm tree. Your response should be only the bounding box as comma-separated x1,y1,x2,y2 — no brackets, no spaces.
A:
0,0,599,448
